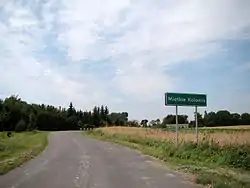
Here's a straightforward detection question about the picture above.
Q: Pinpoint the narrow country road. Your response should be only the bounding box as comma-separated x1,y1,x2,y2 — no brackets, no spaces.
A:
0,132,198,188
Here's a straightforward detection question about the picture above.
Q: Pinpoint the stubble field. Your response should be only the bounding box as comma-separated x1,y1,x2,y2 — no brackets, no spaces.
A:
100,126,250,146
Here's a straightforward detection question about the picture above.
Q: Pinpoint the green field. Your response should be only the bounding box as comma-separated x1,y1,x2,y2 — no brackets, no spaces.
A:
0,131,48,174
86,127,250,188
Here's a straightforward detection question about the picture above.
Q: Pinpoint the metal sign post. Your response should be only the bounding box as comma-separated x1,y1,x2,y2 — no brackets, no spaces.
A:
175,105,178,146
195,106,198,145
165,92,207,146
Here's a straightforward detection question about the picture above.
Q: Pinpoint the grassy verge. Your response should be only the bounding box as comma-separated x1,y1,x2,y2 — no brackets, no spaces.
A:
0,131,49,174
85,129,250,188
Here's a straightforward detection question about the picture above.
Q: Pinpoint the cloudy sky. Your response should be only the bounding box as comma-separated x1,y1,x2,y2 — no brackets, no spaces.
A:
0,0,250,121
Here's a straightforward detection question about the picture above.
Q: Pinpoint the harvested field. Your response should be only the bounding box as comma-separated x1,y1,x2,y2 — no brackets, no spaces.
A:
100,127,250,146
202,125,250,129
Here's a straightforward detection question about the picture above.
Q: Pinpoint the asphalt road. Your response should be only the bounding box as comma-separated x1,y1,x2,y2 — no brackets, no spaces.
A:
0,132,198,188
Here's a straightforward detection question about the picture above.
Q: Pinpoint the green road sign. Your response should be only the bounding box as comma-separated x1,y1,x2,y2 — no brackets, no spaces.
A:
165,92,207,107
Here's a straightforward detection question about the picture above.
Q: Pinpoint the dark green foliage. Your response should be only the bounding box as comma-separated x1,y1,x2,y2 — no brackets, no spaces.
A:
161,110,250,128
104,106,109,117
203,111,250,127
128,120,140,127
67,102,76,117
241,113,250,125
204,111,216,126
15,119,26,132
27,113,36,131
196,112,203,126
140,119,148,127
109,112,128,126
77,120,83,129
231,113,241,125
215,111,232,126
162,115,188,125
100,105,105,120
0,95,128,131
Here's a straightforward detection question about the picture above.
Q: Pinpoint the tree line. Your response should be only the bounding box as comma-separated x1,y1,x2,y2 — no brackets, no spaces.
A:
197,110,250,127
1,95,249,131
136,110,250,128
0,95,128,132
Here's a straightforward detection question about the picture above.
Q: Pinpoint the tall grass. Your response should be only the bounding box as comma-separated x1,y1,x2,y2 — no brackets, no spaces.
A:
101,127,250,146
86,127,250,188
0,131,48,174
94,127,250,170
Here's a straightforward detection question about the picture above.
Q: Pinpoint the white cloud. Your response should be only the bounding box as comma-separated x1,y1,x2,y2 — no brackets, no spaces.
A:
0,0,8,8
57,0,131,61
0,0,250,120
55,0,250,103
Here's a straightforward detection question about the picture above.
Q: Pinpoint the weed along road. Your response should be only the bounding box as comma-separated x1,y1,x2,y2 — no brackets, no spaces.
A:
0,132,198,188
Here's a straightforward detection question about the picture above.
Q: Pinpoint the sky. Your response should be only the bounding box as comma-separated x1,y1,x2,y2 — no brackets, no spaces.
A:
0,0,250,121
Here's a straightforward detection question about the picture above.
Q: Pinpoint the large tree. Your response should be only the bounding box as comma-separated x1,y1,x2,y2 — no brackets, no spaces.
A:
241,113,250,125
140,119,148,127
109,112,128,126
67,102,76,117
231,113,241,125
214,110,232,126
204,111,216,126
162,115,188,126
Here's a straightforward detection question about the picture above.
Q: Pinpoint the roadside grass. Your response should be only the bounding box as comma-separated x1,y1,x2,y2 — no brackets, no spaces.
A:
85,127,250,188
0,131,49,175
